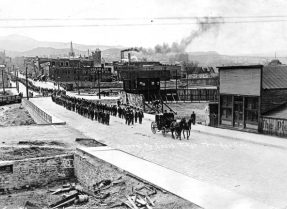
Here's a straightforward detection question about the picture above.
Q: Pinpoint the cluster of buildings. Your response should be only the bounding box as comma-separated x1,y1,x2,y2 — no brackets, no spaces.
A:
5,40,287,138
21,44,218,98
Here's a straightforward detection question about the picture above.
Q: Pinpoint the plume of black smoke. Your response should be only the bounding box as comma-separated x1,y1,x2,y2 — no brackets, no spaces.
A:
143,16,224,54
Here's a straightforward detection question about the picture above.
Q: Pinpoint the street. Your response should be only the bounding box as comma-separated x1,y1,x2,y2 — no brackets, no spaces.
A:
27,96,287,209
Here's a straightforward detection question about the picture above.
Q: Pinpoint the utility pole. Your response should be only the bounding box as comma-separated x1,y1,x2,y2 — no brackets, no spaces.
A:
98,67,101,99
175,69,178,102
14,65,19,93
26,66,29,100
186,68,189,101
16,70,19,93
77,62,80,95
93,68,96,89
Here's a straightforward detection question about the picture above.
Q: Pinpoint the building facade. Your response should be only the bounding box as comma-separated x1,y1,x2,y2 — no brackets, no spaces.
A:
48,58,112,85
114,61,180,80
218,62,287,134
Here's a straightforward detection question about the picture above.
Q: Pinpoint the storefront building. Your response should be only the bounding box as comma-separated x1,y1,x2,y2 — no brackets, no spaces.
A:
218,62,287,135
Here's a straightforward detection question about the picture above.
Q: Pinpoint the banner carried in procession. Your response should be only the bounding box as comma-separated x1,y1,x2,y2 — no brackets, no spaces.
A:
119,91,144,109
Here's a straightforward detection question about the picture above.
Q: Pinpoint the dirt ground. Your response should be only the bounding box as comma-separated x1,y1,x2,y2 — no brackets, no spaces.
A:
0,166,201,209
80,173,202,209
75,138,107,147
0,144,70,161
0,178,78,209
0,103,35,126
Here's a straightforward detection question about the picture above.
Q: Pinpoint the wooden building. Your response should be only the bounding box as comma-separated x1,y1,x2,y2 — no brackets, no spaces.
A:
120,69,170,101
218,62,287,134
114,61,180,80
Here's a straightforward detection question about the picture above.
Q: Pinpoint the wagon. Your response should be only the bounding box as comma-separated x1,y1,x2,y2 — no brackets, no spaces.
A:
151,113,174,136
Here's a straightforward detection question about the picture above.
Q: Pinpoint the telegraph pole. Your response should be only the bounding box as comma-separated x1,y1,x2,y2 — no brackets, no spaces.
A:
165,67,167,101
98,67,101,99
175,69,178,102
186,68,189,101
77,63,80,95
16,69,19,93
26,66,29,100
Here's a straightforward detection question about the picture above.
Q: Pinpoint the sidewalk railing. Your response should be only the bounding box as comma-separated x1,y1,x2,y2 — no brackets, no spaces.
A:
23,99,52,123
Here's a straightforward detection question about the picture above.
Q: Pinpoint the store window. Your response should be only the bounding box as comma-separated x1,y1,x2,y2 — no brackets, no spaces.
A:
245,97,259,123
221,95,232,120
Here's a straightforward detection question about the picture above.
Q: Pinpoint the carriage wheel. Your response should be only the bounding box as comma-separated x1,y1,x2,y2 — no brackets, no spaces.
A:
162,127,167,137
151,122,157,134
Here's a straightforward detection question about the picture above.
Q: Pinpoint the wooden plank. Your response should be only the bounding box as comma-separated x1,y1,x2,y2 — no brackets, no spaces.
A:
125,195,139,209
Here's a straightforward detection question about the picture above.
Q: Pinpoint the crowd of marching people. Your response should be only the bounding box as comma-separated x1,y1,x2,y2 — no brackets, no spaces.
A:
17,77,66,96
51,94,144,126
118,105,144,125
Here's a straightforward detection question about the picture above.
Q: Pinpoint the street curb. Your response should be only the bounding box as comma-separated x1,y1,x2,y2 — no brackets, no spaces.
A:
30,122,67,126
191,126,287,150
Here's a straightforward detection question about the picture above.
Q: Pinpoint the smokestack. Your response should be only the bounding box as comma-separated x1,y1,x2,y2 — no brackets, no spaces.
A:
120,51,124,61
128,53,131,63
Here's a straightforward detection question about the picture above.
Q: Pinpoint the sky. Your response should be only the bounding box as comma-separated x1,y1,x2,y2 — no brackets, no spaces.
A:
1,0,287,55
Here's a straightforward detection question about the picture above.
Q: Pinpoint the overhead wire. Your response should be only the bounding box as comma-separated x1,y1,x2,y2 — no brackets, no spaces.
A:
1,16,287,28
1,15,287,21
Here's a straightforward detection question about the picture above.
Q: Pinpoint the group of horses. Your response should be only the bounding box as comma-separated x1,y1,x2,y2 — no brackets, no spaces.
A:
169,118,193,140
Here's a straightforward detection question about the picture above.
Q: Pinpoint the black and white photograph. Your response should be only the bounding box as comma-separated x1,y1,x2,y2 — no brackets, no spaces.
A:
0,0,286,208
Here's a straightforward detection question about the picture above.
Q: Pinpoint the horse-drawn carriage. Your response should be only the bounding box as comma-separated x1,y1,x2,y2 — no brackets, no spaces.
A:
151,113,175,137
151,112,192,139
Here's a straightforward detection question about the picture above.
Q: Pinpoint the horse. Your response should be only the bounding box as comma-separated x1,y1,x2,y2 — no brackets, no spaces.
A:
181,118,188,139
182,118,193,139
170,119,184,140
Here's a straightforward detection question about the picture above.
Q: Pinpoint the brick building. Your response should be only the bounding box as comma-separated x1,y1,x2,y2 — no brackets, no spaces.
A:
48,58,112,87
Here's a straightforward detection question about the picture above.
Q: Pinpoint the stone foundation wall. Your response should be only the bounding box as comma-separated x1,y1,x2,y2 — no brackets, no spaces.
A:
74,152,122,191
22,99,53,124
0,154,74,191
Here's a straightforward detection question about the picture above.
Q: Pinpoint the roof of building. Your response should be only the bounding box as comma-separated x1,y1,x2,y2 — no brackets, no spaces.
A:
268,59,282,66
262,64,287,89
217,65,263,70
217,63,287,90
185,66,216,74
263,103,287,119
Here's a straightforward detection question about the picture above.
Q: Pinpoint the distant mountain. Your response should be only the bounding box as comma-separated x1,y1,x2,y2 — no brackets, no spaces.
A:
188,51,220,56
0,34,123,54
1,34,286,66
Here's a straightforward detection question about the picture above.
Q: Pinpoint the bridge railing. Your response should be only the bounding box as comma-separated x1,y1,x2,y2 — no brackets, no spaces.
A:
22,99,52,123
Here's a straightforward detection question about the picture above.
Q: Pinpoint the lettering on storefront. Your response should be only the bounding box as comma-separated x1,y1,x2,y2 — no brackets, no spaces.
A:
261,117,287,136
